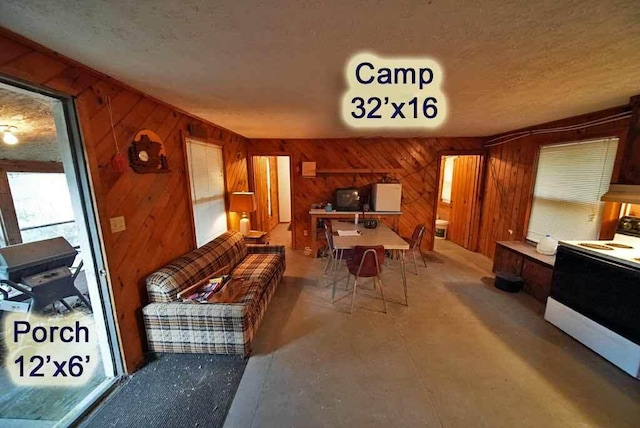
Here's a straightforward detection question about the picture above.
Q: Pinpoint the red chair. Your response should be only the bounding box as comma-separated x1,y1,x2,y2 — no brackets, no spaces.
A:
333,245,387,314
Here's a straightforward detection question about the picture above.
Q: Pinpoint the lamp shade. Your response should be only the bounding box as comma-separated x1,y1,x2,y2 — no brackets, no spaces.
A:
229,192,257,213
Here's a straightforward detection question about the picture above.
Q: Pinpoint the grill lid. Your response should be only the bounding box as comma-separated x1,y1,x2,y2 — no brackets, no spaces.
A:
0,237,77,282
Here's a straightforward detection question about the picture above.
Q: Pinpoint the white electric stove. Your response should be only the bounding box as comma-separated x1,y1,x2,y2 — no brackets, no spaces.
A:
545,216,640,379
558,216,640,268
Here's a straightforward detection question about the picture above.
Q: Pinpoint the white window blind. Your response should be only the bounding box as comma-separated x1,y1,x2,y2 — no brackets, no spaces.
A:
441,156,455,204
527,138,618,242
186,138,227,247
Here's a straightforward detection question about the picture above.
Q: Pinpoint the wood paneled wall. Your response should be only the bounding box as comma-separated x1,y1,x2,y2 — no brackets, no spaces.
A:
0,30,249,372
477,106,631,259
248,138,484,251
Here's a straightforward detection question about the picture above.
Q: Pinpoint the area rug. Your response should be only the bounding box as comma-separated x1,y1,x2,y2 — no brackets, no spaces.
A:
81,353,247,428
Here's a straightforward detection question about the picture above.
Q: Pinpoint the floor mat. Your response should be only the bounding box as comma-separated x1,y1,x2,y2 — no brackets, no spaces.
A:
81,353,247,428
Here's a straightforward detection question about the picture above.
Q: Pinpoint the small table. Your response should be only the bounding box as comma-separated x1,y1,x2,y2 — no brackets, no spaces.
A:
206,278,247,303
309,209,402,258
244,230,269,245
178,277,247,304
331,220,410,305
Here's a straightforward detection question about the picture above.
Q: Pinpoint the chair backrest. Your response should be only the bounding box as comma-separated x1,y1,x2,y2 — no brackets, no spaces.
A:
348,245,385,277
325,228,335,252
411,223,425,240
410,224,426,249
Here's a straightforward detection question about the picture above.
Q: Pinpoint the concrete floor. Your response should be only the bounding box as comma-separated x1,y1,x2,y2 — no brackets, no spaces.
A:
224,224,640,427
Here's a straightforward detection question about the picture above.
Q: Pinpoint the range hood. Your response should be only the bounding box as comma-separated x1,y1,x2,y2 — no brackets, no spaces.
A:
601,184,640,204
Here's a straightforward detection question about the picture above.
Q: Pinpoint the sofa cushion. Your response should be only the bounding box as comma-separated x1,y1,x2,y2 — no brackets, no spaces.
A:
147,231,248,303
232,253,284,286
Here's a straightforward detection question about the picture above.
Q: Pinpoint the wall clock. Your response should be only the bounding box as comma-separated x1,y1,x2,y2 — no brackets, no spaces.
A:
129,130,170,174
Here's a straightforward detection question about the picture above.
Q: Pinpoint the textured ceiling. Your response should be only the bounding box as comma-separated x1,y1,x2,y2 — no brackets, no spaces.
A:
1,0,639,138
0,85,60,162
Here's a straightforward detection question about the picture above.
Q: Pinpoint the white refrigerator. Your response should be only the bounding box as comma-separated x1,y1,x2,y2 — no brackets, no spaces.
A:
371,183,402,212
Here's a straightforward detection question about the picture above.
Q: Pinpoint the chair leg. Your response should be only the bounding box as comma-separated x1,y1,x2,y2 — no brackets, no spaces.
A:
419,249,427,268
376,276,388,314
350,277,358,314
412,249,418,275
322,254,331,275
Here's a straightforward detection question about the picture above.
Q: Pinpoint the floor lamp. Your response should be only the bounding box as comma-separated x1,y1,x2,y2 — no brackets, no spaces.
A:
230,192,257,236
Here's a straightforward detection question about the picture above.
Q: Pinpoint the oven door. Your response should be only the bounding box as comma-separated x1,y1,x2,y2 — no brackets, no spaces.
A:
550,246,640,345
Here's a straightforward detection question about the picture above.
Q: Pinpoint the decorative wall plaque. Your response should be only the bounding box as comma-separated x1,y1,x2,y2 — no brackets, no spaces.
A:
129,130,169,174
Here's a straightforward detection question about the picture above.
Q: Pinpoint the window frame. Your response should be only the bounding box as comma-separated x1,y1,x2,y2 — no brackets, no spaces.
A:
0,75,126,425
524,137,620,243
183,135,229,248
6,170,79,246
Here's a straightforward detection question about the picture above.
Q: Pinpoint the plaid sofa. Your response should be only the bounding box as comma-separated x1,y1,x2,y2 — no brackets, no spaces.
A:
142,230,285,356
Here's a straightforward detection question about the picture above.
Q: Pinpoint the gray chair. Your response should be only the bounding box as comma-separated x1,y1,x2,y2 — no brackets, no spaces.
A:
405,224,427,275
323,226,353,279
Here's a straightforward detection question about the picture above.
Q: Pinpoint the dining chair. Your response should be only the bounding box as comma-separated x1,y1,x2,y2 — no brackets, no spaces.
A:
323,225,353,278
405,223,427,275
334,245,387,314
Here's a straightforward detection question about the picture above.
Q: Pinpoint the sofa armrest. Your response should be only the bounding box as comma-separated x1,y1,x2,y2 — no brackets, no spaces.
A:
143,301,247,319
246,244,285,255
142,302,253,355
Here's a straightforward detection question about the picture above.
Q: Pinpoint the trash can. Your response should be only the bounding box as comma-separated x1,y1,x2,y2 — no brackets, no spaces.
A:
435,220,449,239
494,271,523,293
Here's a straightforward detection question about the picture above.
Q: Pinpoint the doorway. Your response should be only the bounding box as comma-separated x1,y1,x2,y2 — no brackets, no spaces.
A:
249,155,293,247
0,80,122,425
435,153,485,251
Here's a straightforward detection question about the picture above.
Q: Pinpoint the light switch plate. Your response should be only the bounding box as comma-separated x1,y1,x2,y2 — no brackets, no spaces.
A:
110,216,126,233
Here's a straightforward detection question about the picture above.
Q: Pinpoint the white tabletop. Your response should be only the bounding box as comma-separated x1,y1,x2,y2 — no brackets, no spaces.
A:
331,220,409,251
310,209,402,215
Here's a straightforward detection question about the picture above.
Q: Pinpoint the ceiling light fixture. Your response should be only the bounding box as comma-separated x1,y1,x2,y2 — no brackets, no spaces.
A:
0,125,18,145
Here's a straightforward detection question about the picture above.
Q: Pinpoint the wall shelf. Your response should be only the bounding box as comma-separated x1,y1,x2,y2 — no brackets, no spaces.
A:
316,168,402,175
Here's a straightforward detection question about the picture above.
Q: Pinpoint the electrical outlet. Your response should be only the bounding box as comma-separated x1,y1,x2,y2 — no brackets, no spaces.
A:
110,216,126,233
303,229,308,236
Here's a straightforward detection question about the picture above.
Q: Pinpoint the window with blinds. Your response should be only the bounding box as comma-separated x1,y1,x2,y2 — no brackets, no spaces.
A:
526,138,618,242
185,138,228,247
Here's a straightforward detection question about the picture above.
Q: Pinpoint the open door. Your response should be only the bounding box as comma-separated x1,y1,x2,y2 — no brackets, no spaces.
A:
248,154,293,248
447,155,484,250
250,156,279,232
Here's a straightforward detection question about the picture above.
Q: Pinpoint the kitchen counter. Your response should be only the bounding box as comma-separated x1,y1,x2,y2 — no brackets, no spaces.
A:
496,241,556,267
493,241,556,302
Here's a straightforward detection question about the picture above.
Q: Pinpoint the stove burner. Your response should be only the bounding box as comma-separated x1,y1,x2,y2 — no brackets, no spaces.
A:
579,243,614,250
606,243,634,249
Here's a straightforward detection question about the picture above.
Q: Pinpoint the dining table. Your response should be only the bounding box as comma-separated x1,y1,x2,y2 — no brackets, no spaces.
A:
331,220,410,306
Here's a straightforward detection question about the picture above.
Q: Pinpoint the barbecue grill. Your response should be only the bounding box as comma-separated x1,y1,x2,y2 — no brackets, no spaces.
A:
0,237,91,314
